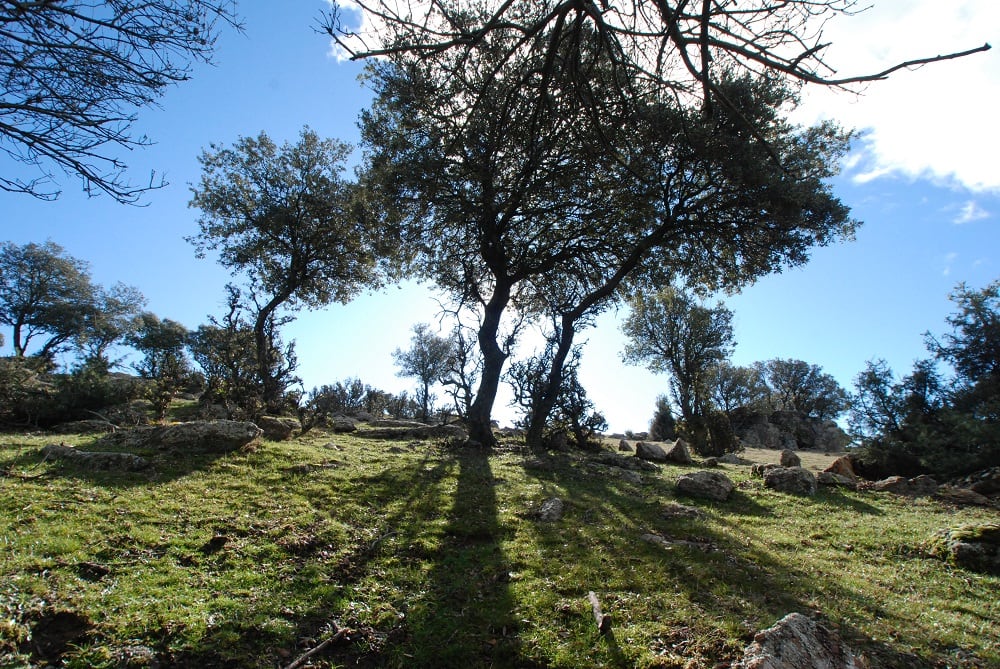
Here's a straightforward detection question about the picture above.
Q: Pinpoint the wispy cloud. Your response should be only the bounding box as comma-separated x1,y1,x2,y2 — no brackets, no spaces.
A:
954,200,990,224
943,252,959,276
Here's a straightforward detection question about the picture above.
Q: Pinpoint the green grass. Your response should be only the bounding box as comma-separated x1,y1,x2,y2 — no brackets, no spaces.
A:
1,429,997,668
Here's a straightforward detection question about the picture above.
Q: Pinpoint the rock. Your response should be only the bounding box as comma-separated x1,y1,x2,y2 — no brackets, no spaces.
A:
676,470,735,502
751,463,782,478
719,453,744,465
618,469,643,485
537,497,564,522
950,466,1000,496
330,417,357,433
817,471,858,491
40,444,149,471
593,451,661,472
360,423,468,442
925,523,1000,575
664,438,693,464
618,439,633,452
369,419,427,428
635,441,669,462
97,420,262,453
548,431,569,451
734,612,866,669
935,486,991,507
703,457,719,467
872,475,939,497
50,419,117,434
662,502,706,518
779,448,801,468
257,415,299,441
764,467,817,496
823,456,857,480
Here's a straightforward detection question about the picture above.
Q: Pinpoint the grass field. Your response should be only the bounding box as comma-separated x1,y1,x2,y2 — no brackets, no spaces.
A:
1,427,997,668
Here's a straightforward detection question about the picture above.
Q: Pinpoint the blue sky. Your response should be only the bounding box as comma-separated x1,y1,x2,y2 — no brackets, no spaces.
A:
2,1,998,433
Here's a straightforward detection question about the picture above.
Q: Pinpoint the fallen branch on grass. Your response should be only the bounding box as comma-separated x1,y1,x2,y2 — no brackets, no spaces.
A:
284,625,349,669
588,591,612,635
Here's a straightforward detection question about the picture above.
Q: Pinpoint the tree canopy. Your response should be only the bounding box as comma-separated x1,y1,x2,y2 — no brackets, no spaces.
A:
0,0,240,202
189,127,394,411
361,19,857,446
392,323,454,422
0,240,97,360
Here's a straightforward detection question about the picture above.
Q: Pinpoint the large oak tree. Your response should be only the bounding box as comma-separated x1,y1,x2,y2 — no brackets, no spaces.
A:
361,18,858,447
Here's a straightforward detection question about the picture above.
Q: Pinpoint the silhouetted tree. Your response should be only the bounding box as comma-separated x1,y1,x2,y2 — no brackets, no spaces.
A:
1,0,240,202
392,323,454,422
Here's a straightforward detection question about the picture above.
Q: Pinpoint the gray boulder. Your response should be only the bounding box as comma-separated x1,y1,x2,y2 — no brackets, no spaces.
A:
817,471,858,491
664,439,693,464
593,451,661,472
97,420,262,453
676,470,735,502
764,466,817,496
935,485,991,506
779,448,801,468
618,439,633,452
635,441,668,462
257,415,299,441
330,417,358,433
537,497,564,522
40,444,149,471
734,612,866,669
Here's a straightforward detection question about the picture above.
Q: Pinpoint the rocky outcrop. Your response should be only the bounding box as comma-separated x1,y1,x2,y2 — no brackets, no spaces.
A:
358,423,468,442
676,470,735,501
817,471,858,491
734,612,866,669
664,439,693,464
733,409,850,452
592,450,661,473
97,420,262,453
764,466,817,496
871,475,939,497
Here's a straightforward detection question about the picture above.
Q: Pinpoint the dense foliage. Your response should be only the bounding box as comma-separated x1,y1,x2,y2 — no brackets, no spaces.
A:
851,281,1000,479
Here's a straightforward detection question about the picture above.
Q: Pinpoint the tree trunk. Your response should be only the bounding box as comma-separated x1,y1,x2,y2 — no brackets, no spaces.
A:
525,318,576,450
254,289,292,414
466,283,512,447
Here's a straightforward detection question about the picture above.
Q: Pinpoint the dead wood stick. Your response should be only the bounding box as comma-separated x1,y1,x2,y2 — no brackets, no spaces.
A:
284,626,347,669
588,591,612,635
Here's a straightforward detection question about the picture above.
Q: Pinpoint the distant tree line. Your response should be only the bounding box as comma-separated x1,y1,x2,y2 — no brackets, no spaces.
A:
622,284,849,456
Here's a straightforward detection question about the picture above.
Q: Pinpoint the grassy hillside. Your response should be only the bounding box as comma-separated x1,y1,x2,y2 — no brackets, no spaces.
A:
1,428,997,668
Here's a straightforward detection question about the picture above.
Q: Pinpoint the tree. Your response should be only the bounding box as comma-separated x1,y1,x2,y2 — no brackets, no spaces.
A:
649,395,677,442
850,281,1000,478
622,286,735,431
75,283,147,371
325,1,987,159
709,362,770,417
361,22,856,447
0,240,97,359
129,312,194,419
189,127,393,412
755,358,849,420
0,0,240,202
187,287,281,419
392,323,454,423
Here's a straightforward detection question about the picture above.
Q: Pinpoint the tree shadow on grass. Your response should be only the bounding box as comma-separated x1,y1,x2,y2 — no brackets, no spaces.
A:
516,449,951,666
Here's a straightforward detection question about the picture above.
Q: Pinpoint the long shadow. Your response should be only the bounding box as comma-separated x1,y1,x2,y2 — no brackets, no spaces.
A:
517,450,948,666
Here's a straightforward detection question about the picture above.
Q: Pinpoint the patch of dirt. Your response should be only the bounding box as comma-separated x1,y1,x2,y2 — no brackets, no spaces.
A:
26,610,92,661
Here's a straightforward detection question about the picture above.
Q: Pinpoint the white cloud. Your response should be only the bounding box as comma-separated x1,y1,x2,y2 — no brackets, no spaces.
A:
954,200,991,224
793,0,999,192
943,252,959,276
